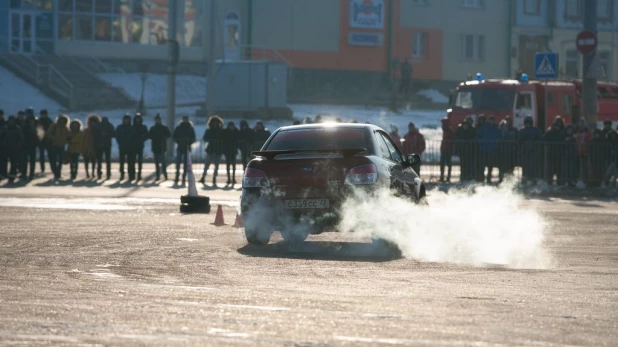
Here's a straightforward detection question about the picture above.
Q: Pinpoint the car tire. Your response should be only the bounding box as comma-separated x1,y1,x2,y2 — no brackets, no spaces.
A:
245,226,273,245
180,203,211,214
280,228,310,243
181,195,210,205
372,238,403,258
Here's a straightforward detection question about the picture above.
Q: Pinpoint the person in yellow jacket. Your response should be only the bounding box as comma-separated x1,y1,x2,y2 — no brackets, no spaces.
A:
67,119,84,180
46,114,70,180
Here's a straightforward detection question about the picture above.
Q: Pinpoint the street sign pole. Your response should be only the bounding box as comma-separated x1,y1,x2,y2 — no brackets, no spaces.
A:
582,0,598,129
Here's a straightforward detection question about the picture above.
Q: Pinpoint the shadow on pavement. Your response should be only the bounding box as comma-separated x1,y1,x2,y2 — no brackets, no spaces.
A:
34,178,103,187
237,241,401,262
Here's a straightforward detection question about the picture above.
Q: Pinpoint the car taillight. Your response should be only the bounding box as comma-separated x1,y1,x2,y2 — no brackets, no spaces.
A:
345,164,378,185
243,168,270,188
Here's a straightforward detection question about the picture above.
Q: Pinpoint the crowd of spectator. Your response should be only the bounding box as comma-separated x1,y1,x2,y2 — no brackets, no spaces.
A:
2,107,617,189
0,108,274,187
436,114,618,188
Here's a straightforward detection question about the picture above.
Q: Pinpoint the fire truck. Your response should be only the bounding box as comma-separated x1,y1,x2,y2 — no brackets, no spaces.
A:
447,74,618,130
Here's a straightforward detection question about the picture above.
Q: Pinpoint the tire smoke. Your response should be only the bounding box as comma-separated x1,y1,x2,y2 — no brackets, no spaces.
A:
338,182,552,269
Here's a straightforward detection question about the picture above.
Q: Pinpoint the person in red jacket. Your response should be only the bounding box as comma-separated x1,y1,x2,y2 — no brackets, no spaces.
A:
402,122,426,175
575,118,592,184
439,117,455,182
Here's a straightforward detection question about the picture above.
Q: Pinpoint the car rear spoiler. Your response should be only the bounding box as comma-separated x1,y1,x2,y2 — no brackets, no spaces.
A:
252,148,367,160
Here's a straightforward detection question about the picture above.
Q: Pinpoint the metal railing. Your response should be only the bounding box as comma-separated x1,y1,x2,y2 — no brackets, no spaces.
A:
240,45,293,68
68,55,125,74
0,51,75,109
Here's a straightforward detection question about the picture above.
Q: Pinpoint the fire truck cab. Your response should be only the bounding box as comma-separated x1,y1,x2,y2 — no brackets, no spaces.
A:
447,74,618,131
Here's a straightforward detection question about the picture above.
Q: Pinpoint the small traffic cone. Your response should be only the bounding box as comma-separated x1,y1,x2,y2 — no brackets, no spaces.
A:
213,205,225,226
233,213,243,228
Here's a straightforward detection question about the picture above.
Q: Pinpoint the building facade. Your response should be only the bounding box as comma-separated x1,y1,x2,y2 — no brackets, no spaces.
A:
512,0,618,81
1,0,513,84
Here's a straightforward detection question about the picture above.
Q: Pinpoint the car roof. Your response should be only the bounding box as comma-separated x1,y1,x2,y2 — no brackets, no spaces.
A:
276,123,384,132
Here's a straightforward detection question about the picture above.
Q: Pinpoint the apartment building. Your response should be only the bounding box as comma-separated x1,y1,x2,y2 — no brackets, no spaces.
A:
512,0,618,81
1,0,514,84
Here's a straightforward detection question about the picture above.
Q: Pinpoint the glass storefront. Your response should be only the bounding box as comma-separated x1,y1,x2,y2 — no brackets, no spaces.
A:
57,0,201,46
8,0,54,53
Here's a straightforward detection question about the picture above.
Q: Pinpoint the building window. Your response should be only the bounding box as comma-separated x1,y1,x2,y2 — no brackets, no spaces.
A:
565,0,582,19
75,0,93,12
597,0,613,20
95,16,112,41
461,35,484,60
524,0,540,15
565,49,579,78
412,32,427,58
75,15,93,40
58,14,73,40
460,0,485,9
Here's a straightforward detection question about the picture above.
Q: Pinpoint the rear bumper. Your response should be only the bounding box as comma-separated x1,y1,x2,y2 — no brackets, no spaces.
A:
240,188,344,227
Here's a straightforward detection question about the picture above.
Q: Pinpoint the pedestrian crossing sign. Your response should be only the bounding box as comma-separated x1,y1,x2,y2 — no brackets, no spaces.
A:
534,53,558,79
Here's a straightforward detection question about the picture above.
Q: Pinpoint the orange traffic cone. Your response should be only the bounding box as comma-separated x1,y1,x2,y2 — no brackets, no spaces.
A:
233,213,243,228
213,205,225,226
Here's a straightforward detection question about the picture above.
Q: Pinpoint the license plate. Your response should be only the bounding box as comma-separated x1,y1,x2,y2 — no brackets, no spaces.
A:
284,199,330,209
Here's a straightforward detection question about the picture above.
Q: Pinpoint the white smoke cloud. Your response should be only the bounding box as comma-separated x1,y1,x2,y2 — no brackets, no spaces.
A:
338,181,552,269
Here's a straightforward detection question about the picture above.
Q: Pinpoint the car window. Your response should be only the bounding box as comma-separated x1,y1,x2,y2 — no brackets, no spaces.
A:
379,132,404,163
266,127,370,152
375,133,393,161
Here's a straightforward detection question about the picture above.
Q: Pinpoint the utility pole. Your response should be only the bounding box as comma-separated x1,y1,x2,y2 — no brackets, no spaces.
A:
166,0,179,158
206,0,217,119
582,0,598,129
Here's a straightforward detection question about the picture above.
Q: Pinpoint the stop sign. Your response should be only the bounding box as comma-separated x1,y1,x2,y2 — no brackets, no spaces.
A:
576,30,598,55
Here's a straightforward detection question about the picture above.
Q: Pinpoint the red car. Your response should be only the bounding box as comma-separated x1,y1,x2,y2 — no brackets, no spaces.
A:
240,123,426,245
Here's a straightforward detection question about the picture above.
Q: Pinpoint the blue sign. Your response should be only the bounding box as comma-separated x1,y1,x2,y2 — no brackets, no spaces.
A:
534,53,558,79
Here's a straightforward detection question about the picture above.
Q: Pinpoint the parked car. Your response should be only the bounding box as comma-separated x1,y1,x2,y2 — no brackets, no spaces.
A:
240,123,426,245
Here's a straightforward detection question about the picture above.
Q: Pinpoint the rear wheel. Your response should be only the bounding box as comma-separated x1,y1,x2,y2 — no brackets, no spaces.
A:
372,238,402,258
280,228,310,243
180,203,211,214
245,226,273,245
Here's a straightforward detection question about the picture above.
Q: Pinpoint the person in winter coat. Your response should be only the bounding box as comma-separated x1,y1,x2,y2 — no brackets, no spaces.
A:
601,120,613,138
603,130,618,187
82,114,100,179
253,121,271,152
149,114,171,181
519,116,543,183
21,115,39,180
133,114,149,181
46,114,70,180
439,118,455,182
402,122,426,175
200,115,224,186
172,115,196,185
222,121,239,186
388,125,404,153
588,129,608,187
116,114,137,181
497,116,519,183
575,118,592,184
94,116,115,180
543,117,565,185
0,116,24,183
67,119,84,180
455,117,476,182
561,125,577,187
0,111,6,180
37,109,53,174
476,115,501,183
237,120,254,169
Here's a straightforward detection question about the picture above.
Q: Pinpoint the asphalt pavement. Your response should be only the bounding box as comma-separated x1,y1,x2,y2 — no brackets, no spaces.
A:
0,166,617,346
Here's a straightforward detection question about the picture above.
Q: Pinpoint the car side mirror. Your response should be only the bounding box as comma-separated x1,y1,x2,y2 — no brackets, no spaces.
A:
407,154,421,167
